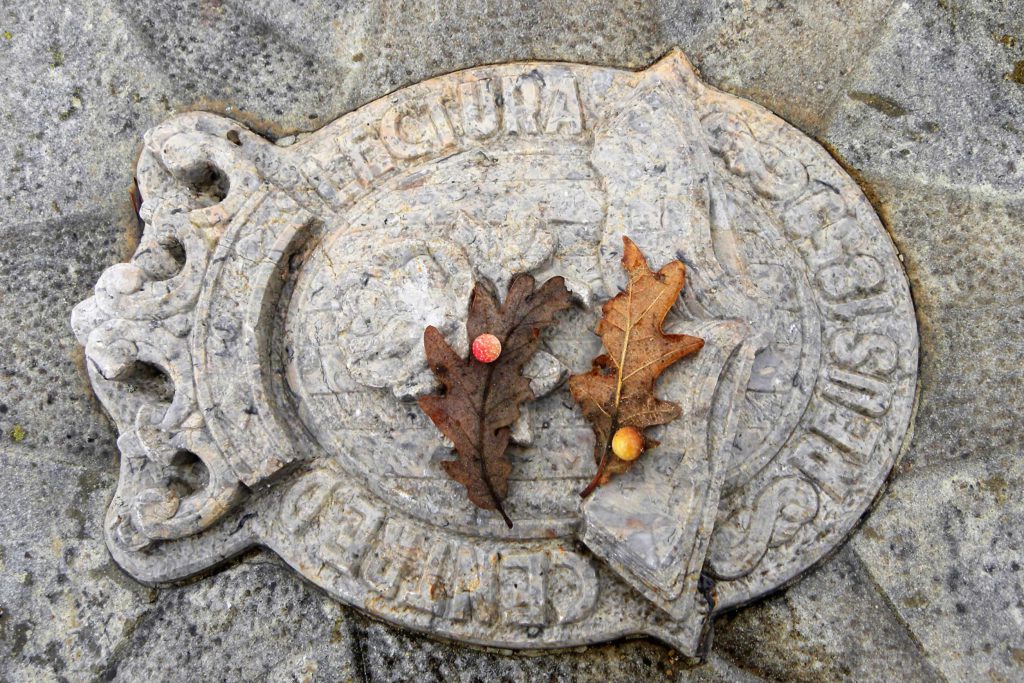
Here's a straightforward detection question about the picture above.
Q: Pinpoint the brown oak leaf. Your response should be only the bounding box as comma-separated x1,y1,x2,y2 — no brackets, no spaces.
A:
419,274,572,527
569,237,704,497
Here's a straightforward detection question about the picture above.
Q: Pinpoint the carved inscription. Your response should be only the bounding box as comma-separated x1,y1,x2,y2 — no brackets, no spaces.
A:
781,187,895,322
299,71,586,212
281,474,597,629
787,335,899,504
322,494,385,576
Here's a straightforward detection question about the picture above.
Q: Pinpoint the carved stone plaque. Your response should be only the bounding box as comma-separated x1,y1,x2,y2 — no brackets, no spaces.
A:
72,50,918,655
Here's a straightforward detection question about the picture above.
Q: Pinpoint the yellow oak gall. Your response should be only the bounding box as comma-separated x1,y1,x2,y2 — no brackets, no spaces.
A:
611,426,644,461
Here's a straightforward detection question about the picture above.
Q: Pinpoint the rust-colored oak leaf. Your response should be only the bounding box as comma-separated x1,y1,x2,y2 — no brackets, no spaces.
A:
419,274,572,527
570,237,704,497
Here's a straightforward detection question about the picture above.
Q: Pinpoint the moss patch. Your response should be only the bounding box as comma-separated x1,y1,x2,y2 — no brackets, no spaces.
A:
1008,60,1024,85
995,34,1017,48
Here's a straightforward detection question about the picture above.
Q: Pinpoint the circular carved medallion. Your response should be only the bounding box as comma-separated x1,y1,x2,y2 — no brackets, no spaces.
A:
72,50,918,654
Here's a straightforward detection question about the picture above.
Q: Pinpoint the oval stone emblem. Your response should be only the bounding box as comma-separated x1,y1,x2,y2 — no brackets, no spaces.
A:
72,50,918,654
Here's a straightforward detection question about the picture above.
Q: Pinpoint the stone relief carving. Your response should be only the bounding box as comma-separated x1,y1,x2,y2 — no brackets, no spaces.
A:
72,50,918,656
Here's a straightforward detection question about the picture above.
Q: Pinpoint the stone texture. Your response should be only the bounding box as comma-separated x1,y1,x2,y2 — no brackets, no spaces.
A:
348,0,673,89
114,0,361,128
0,208,130,463
1,0,1021,681
854,454,1024,682
0,2,174,226
0,441,360,682
714,546,942,683
0,448,146,682
870,179,1024,476
668,0,902,135
826,0,1024,192
355,616,764,683
106,561,359,682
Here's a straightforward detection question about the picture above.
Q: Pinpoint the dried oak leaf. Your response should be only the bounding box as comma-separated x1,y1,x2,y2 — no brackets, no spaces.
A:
569,237,704,497
419,274,572,527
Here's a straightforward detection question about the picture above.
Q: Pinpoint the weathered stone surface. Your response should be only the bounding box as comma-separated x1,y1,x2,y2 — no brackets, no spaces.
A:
670,0,901,135
853,454,1024,682
869,179,1024,475
826,0,1024,192
715,546,943,683
0,449,145,682
356,616,765,683
1,0,1020,680
0,442,360,682
0,2,173,226
354,0,672,84
0,209,129,463
106,561,359,682
0,0,670,229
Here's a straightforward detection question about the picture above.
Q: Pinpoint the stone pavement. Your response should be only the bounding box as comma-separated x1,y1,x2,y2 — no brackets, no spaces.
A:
0,1,1021,681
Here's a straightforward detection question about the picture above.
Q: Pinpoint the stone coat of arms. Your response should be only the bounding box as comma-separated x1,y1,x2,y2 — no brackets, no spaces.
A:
72,50,918,655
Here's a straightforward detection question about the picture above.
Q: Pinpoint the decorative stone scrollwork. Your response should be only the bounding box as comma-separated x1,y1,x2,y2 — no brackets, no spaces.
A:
706,476,820,581
72,112,264,547
702,110,809,201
